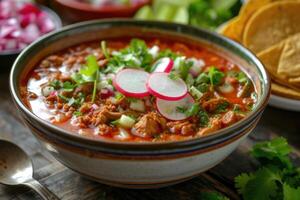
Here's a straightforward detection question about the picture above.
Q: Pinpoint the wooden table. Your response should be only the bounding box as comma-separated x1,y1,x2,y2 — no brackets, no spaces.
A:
0,72,300,200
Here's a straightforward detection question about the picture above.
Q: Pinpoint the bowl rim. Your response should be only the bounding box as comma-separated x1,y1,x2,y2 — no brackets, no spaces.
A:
54,0,151,13
0,3,62,56
9,19,270,151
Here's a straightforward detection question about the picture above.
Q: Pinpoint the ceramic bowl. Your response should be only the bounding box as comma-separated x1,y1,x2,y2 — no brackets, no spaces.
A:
51,0,151,23
10,19,270,188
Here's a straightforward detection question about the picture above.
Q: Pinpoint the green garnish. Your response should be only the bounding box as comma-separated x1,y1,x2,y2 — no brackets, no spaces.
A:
208,66,225,86
71,55,100,103
73,111,82,117
115,93,124,101
58,94,69,102
168,72,180,80
62,81,76,92
185,104,200,117
176,106,187,113
158,49,181,60
101,40,110,59
235,137,300,200
215,101,229,113
198,109,209,127
50,80,62,89
106,39,153,73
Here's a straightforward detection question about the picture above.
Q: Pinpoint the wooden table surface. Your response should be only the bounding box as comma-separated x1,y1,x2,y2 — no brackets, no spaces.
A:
0,71,300,200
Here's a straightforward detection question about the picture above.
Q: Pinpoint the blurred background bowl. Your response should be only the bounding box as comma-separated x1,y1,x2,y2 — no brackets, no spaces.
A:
51,0,151,23
0,4,62,72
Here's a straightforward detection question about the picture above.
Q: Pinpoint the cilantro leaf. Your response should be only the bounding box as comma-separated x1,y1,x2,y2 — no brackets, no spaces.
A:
208,66,224,86
283,183,300,200
157,49,181,60
185,103,200,117
62,81,76,92
242,167,281,200
49,80,62,89
198,108,209,127
235,173,255,195
106,39,153,72
251,137,293,169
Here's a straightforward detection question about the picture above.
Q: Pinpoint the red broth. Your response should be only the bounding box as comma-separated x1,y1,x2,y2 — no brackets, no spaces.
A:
21,38,256,142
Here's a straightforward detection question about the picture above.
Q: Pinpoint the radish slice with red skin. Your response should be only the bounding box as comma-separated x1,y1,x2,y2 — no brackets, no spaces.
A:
156,94,195,121
147,72,188,101
153,57,174,73
113,68,150,98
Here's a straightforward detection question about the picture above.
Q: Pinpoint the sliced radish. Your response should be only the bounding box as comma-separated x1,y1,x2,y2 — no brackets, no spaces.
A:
156,94,195,121
147,72,188,101
113,68,150,98
152,57,174,73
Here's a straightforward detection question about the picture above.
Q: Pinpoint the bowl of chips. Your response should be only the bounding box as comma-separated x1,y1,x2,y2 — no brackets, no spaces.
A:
220,0,300,111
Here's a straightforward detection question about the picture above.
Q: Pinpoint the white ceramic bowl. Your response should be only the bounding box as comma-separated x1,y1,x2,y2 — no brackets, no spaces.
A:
10,20,270,188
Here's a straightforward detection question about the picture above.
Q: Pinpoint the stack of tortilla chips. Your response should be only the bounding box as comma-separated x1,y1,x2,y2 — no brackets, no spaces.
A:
220,0,300,100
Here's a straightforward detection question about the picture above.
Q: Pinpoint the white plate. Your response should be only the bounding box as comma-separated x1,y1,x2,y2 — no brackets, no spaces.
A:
269,94,300,112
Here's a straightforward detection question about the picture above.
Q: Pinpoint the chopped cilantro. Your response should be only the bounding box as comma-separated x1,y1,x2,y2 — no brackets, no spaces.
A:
176,106,187,113
58,94,69,102
215,101,229,113
168,72,180,80
49,80,62,89
62,81,76,92
106,39,153,72
73,111,82,117
185,104,200,117
208,66,224,86
198,108,209,127
157,49,181,60
115,93,124,101
196,73,210,84
197,83,209,93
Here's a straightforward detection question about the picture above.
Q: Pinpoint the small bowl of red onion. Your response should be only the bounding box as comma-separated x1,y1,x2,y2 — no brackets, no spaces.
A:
0,0,62,71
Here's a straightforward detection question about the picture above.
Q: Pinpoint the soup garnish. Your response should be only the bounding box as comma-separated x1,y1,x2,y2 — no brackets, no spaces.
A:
21,38,257,142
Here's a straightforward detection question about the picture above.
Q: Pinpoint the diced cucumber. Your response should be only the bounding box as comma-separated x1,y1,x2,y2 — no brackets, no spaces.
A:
189,86,203,100
118,115,136,128
134,5,154,20
129,100,145,112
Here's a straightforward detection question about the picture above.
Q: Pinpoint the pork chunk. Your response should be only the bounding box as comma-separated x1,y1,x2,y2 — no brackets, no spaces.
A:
132,112,167,138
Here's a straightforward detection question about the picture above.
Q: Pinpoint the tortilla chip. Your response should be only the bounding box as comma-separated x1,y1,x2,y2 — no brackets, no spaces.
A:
278,33,300,77
289,77,300,83
258,41,286,79
243,1,300,53
223,0,277,43
272,82,300,100
219,17,241,42
258,41,300,91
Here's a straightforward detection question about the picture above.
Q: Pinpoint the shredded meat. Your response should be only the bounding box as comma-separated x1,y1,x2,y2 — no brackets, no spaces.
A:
202,98,229,113
221,111,244,127
132,112,167,138
97,124,115,135
198,118,222,136
91,105,121,126
167,121,196,136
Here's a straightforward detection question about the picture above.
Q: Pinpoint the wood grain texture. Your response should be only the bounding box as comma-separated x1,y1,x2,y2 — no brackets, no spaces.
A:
1,73,300,200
